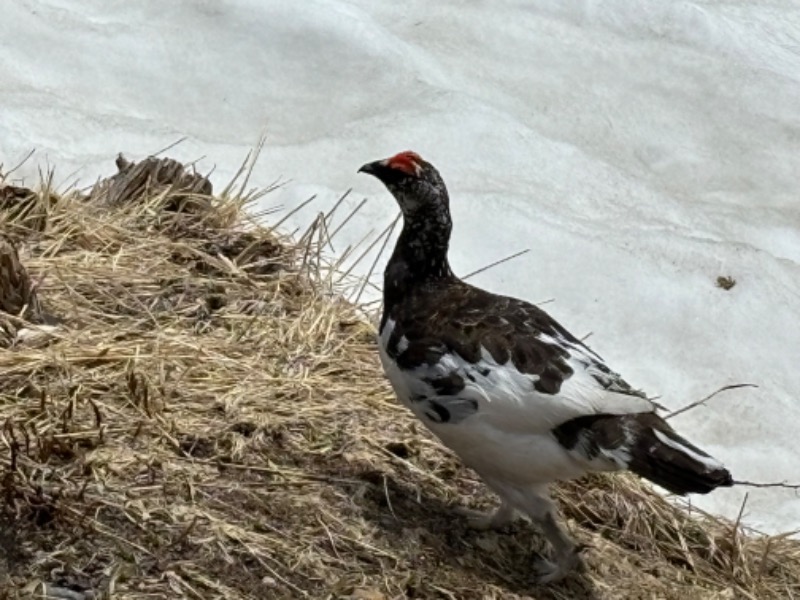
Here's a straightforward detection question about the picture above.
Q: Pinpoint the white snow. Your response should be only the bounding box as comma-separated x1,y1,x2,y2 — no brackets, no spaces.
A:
2,0,799,534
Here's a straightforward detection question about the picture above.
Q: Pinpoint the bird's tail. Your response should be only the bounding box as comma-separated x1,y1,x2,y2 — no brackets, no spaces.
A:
626,415,733,495
554,412,733,495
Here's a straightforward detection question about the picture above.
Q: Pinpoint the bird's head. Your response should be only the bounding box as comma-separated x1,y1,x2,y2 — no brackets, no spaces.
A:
358,151,449,216
359,151,454,281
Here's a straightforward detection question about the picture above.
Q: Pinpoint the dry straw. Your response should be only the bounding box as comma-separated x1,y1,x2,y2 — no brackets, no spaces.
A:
0,153,797,600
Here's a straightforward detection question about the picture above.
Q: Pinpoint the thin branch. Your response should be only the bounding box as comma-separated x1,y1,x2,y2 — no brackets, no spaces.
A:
734,480,800,492
665,383,757,420
151,136,188,157
462,248,530,281
353,211,401,305
328,197,367,246
266,194,317,238
3,148,36,178
235,133,266,200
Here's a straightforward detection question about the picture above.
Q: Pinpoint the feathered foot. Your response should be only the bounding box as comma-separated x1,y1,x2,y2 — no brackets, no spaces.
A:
456,502,516,531
514,487,586,584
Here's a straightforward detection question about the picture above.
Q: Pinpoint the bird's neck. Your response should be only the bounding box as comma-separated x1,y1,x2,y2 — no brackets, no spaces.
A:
382,205,454,318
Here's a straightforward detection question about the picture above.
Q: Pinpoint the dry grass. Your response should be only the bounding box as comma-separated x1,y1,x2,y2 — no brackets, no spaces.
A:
0,154,798,600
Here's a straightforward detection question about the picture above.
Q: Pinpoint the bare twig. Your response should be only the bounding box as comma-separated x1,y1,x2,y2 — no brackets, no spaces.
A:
462,248,530,280
734,480,800,492
352,211,401,305
665,383,758,420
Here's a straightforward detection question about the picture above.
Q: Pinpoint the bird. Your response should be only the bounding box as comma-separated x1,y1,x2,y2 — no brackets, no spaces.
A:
357,150,735,584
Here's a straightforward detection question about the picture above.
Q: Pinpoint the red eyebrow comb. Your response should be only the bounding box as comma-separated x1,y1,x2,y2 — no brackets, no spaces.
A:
386,151,424,176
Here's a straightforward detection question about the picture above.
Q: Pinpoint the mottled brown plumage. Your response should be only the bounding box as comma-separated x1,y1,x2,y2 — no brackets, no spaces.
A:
386,280,578,394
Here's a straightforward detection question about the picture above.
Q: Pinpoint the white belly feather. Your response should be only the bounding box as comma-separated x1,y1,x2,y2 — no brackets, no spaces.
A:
378,318,654,485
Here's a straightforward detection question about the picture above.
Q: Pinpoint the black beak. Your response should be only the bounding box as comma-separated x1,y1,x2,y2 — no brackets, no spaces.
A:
358,160,385,177
358,159,403,185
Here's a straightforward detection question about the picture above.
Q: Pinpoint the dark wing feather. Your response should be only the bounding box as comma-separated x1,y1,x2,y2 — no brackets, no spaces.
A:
384,279,643,399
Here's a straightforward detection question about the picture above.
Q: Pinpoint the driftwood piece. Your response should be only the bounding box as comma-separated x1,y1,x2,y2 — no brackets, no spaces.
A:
91,153,213,210
0,183,50,232
0,238,43,321
0,237,53,347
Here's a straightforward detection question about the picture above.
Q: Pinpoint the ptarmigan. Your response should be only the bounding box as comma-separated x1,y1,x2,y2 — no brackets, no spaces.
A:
358,150,734,583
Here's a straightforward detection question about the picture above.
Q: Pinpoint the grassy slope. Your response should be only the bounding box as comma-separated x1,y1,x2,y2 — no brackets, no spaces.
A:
0,155,798,600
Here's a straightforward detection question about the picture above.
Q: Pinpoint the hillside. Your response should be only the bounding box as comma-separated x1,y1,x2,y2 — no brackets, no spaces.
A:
1,155,798,600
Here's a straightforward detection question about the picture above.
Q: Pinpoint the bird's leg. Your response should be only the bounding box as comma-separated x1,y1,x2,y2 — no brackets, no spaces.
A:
457,501,516,531
519,492,584,584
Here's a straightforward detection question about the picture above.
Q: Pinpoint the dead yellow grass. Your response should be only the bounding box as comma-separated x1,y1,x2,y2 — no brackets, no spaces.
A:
0,154,798,600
